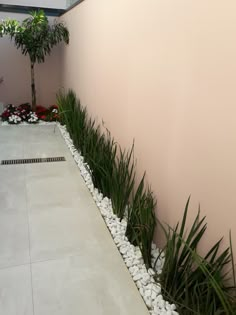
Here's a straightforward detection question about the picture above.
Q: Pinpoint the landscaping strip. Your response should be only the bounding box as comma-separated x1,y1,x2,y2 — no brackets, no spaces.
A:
58,123,178,315
56,89,236,314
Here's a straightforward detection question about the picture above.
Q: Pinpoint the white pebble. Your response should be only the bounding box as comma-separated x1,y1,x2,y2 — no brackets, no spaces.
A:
133,273,142,281
170,304,176,311
158,299,165,309
145,289,151,298
151,290,157,300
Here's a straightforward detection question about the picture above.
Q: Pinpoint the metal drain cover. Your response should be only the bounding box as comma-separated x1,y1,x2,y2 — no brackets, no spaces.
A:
1,157,66,165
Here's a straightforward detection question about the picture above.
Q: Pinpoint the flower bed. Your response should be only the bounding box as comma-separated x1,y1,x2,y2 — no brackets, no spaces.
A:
1,103,38,124
1,103,59,124
58,123,178,315
36,105,59,122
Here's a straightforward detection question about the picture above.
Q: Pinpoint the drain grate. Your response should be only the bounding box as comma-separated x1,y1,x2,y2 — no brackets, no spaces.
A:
1,157,66,165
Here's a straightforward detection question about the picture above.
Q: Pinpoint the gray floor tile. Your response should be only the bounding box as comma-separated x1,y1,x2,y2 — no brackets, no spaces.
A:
25,164,92,209
0,143,24,160
0,264,33,315
32,256,149,315
29,204,107,262
0,211,30,269
0,125,27,144
0,165,27,212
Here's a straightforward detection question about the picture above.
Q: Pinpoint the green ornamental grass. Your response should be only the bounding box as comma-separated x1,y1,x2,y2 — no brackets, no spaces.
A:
57,89,236,314
126,174,156,268
158,197,236,314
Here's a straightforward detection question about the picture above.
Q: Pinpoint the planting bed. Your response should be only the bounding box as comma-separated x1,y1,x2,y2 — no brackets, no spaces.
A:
58,123,178,315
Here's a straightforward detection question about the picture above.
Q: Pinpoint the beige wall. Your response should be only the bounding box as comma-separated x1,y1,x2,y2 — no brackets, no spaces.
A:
60,0,236,254
0,12,62,106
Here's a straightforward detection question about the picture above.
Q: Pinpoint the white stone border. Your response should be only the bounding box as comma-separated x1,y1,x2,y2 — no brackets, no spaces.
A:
57,123,178,315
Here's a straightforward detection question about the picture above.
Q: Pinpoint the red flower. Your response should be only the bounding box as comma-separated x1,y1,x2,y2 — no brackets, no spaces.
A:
18,103,31,112
36,105,48,114
1,111,10,118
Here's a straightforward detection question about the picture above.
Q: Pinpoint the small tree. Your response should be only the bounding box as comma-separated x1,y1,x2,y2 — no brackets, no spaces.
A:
0,10,69,111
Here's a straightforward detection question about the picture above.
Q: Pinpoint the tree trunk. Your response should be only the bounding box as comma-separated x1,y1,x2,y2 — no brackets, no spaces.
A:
31,62,36,111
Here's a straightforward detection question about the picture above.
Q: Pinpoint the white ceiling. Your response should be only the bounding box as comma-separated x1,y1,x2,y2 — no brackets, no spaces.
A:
1,0,67,9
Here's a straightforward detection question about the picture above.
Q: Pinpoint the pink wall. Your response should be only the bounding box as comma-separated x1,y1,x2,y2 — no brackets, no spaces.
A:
60,0,236,254
0,12,62,106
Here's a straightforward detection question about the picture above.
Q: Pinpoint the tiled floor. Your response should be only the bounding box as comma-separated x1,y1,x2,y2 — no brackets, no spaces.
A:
0,125,149,315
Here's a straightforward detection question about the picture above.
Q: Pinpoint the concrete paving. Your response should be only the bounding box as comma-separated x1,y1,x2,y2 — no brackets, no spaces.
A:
0,124,149,315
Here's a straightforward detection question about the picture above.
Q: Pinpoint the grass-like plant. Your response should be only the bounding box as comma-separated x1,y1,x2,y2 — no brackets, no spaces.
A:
57,89,87,148
57,89,75,134
57,90,117,197
108,144,136,219
57,89,135,212
157,197,236,314
126,174,156,268
87,128,117,198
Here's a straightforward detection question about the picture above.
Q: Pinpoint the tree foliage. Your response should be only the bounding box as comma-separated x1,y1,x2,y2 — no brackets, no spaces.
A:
0,10,69,109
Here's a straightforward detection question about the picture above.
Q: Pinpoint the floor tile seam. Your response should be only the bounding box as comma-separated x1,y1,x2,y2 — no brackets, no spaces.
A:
30,250,129,268
25,180,97,212
24,180,90,191
30,252,83,266
0,261,31,271
25,188,96,210
26,203,96,214
23,162,80,177
23,163,36,315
